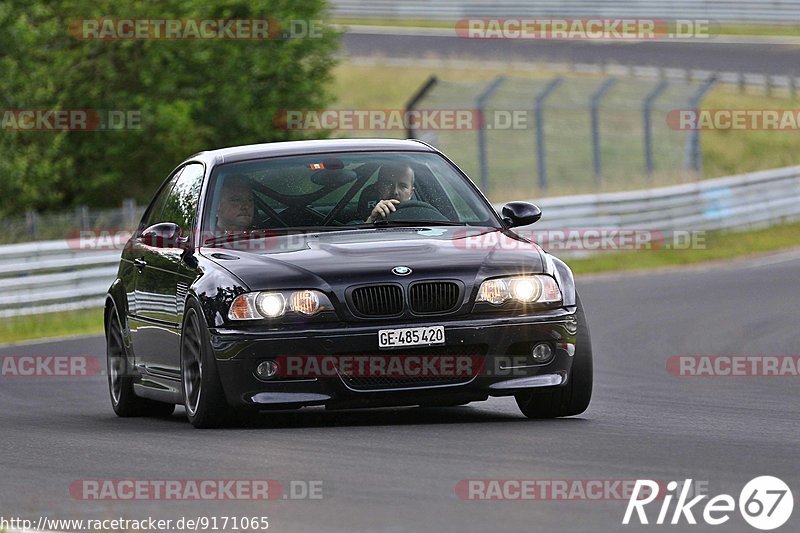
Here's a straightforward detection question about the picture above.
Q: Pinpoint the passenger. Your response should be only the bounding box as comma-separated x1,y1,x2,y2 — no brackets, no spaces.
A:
216,175,254,232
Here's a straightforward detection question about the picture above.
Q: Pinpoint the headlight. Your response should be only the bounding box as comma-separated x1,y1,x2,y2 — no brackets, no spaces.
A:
257,293,286,318
228,290,331,320
476,275,561,305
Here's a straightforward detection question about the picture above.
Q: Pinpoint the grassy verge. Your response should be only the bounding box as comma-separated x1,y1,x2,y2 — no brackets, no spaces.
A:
568,220,800,275
331,18,800,37
0,308,104,345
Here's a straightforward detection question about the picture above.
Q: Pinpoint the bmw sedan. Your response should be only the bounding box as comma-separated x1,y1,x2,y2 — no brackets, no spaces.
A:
104,138,592,428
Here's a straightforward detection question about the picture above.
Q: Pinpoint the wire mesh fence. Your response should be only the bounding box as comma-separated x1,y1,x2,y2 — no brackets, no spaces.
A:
411,74,716,202
0,200,144,244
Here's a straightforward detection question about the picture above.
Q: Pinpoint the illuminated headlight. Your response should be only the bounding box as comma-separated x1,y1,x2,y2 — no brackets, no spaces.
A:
228,290,331,320
257,293,286,318
476,275,561,305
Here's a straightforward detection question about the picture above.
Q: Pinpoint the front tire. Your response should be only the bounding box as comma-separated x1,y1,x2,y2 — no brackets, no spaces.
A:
181,302,236,428
515,293,593,418
106,306,175,418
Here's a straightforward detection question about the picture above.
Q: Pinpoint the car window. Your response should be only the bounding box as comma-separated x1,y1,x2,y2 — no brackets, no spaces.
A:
161,163,205,234
202,152,500,235
139,167,184,230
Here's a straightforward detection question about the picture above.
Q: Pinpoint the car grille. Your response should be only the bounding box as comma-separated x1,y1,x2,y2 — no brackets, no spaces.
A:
409,281,460,314
350,285,403,317
337,344,487,391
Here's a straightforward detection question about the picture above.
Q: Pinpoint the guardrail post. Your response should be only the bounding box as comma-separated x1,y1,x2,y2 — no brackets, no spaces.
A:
475,76,507,194
683,75,717,175
590,78,617,187
77,205,90,230
25,210,39,239
533,77,563,192
404,75,438,140
123,198,137,230
643,80,669,179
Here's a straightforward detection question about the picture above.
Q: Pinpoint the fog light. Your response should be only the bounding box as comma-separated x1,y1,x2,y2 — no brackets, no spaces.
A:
256,360,279,379
531,343,553,363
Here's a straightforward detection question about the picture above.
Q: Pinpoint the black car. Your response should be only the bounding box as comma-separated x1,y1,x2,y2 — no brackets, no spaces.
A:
104,139,592,428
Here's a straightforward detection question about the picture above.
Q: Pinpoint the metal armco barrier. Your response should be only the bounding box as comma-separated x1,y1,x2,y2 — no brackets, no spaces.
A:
2,165,799,317
330,0,800,23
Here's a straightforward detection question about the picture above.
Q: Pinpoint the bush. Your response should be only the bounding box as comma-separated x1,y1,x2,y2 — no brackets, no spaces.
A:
0,0,339,216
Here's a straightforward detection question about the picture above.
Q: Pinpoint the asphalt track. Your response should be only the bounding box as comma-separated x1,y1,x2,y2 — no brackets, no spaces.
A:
342,28,800,75
2,249,799,532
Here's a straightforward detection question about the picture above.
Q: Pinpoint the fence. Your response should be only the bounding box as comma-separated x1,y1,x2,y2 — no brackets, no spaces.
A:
330,0,800,23
4,199,143,245
1,165,799,318
408,73,716,201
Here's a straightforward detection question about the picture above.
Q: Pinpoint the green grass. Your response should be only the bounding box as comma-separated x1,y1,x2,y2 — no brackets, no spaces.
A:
0,308,104,345
331,18,800,37
568,220,800,275
701,89,800,178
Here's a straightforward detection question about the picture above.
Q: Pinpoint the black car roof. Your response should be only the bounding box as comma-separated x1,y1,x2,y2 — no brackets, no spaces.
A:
186,138,437,167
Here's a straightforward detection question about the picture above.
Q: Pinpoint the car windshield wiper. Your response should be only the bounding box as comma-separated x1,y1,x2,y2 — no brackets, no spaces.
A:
203,227,362,246
368,220,471,227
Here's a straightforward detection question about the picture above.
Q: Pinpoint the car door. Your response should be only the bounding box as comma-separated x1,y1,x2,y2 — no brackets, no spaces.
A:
126,167,182,370
134,163,205,376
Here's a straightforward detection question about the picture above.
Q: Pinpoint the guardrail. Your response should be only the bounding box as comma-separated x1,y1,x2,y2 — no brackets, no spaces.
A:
2,165,799,317
330,0,800,23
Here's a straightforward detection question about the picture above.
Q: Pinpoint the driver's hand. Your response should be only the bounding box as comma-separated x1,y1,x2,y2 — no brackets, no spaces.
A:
366,199,400,222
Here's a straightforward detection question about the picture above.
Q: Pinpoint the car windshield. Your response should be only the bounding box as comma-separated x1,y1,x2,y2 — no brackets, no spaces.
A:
202,151,500,243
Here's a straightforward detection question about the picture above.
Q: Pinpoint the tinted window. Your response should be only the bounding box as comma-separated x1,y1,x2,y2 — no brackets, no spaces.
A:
140,167,183,230
161,163,205,234
202,152,500,236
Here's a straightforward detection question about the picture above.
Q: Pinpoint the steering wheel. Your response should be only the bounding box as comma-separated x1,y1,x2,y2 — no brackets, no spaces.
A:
385,200,448,222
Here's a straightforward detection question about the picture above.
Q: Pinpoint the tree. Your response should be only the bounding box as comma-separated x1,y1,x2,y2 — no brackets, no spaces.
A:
0,0,339,216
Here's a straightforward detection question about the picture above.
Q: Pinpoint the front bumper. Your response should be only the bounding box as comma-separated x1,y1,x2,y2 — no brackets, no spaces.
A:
210,308,579,409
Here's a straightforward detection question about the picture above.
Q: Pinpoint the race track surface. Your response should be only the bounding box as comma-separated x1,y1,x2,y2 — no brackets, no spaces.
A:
2,251,799,532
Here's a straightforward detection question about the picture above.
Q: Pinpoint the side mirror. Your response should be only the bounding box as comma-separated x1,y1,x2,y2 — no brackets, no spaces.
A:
501,202,542,228
140,222,186,248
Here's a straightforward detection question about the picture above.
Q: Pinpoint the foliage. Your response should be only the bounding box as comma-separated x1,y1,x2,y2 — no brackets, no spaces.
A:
0,0,339,216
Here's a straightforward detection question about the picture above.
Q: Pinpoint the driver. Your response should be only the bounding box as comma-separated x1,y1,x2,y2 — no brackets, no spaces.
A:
216,175,254,232
365,163,415,223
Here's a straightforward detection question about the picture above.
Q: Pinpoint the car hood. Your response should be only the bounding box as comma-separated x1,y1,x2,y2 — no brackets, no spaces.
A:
200,226,545,291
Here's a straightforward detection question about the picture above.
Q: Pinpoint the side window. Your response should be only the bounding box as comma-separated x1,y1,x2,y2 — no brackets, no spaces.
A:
160,163,205,235
139,168,184,230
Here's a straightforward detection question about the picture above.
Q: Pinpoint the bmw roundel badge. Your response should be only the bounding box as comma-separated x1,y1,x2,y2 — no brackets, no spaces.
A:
392,266,412,276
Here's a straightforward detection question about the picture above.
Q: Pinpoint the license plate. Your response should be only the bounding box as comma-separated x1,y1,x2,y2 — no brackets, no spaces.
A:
378,325,445,349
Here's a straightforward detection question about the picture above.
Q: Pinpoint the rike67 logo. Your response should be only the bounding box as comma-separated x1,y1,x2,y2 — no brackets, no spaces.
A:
623,477,794,530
